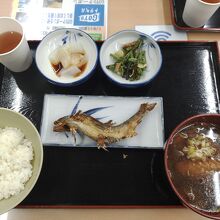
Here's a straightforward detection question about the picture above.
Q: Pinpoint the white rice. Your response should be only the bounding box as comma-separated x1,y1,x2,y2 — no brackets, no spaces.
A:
0,127,33,200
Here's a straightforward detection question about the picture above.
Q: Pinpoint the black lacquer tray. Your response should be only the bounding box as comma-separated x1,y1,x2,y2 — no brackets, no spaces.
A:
169,0,220,32
0,41,220,207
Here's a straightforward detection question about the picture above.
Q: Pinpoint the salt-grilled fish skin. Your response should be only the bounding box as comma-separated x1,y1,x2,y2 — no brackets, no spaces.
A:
53,102,156,150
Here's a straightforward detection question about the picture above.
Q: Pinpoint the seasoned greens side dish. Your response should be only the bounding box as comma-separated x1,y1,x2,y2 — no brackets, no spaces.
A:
106,38,147,81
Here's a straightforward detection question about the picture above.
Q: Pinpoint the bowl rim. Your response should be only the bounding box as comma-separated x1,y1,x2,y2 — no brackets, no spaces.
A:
0,108,43,214
164,113,220,219
35,28,98,87
99,29,163,87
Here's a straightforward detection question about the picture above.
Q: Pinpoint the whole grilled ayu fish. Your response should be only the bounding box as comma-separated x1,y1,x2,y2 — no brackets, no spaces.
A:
53,102,156,150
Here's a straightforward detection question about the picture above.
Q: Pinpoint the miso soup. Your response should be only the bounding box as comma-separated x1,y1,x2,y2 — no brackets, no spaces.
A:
167,122,220,213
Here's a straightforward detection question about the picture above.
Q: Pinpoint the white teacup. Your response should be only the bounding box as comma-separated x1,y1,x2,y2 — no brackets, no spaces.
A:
0,17,32,72
182,0,220,28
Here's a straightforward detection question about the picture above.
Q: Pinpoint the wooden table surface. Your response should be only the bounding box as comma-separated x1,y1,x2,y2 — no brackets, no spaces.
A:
0,0,219,219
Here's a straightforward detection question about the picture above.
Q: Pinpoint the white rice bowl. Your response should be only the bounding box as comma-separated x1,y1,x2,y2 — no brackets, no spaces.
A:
0,127,33,200
0,108,43,215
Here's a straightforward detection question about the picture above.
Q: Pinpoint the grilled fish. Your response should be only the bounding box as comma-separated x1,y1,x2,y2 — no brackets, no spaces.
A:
53,102,156,150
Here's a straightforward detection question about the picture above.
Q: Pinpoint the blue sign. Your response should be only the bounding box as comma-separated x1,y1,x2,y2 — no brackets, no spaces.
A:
74,4,104,26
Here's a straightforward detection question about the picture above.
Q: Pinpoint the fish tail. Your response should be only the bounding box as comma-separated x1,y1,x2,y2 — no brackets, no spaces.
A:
132,102,156,124
140,103,157,113
114,102,156,138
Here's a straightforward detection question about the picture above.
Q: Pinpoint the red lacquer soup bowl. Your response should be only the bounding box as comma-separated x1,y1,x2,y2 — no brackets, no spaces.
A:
164,114,220,219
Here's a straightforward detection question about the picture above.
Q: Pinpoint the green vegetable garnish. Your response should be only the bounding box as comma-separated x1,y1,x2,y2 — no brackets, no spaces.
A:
106,38,147,81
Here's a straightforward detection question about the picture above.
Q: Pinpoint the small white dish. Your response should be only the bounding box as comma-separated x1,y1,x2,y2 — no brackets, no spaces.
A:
99,30,162,88
35,28,98,87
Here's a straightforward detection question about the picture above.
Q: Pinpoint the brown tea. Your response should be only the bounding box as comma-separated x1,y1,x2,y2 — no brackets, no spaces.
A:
0,31,22,54
201,0,220,3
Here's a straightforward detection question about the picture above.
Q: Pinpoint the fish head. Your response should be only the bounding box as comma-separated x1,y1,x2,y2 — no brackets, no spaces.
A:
53,115,77,132
53,111,84,132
